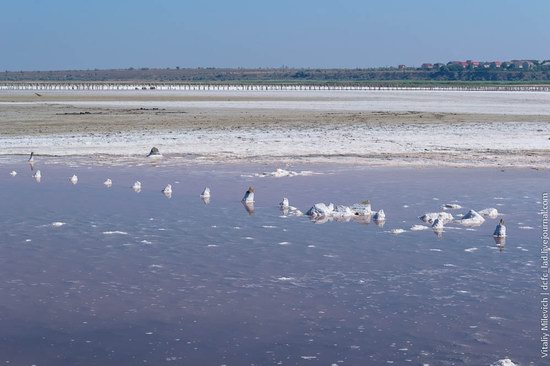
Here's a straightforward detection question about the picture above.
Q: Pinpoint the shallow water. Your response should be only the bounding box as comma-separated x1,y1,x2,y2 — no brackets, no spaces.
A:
0,160,546,365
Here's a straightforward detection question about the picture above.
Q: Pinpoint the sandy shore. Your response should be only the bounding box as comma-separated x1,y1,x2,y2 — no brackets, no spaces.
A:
1,89,549,168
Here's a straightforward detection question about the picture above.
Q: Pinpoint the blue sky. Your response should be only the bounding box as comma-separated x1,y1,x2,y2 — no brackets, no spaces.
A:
1,0,549,70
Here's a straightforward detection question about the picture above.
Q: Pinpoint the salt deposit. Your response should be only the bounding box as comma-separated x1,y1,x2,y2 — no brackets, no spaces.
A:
390,228,406,235
2,90,549,168
410,225,430,231
349,202,372,216
442,203,462,209
279,198,303,217
246,168,317,178
489,359,518,366
479,208,499,218
432,218,445,230
419,212,454,224
306,203,335,218
458,209,486,226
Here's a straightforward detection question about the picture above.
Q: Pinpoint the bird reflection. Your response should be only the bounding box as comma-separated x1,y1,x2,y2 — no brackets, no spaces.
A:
242,201,254,215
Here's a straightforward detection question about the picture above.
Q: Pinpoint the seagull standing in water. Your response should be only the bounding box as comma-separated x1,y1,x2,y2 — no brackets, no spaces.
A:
28,152,35,163
493,219,507,237
69,175,78,184
162,184,172,198
242,187,255,203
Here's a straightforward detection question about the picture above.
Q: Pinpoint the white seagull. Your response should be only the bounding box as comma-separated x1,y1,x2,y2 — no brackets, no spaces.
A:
162,184,172,198
493,219,507,237
242,186,255,203
69,175,78,184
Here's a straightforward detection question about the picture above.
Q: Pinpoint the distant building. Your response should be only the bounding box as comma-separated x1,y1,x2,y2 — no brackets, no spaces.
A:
398,64,407,70
490,61,502,68
433,63,445,69
448,61,468,68
421,63,433,69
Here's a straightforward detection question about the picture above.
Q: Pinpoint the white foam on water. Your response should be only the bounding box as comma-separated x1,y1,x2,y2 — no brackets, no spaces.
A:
411,225,430,231
464,247,478,252
51,222,66,227
102,231,129,235
277,277,295,281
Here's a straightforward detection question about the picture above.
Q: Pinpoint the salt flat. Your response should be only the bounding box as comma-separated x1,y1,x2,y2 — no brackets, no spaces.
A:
1,89,549,167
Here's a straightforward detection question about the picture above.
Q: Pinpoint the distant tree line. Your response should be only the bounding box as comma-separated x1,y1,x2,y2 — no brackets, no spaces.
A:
1,65,550,83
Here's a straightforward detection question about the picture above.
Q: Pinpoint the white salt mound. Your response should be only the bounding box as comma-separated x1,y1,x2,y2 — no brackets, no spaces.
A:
489,359,518,366
333,205,353,217
307,202,372,220
419,212,454,224
349,202,372,216
280,198,303,216
249,168,316,178
306,203,335,218
410,225,430,231
390,228,406,234
432,218,444,230
442,203,462,209
458,209,485,226
479,208,499,218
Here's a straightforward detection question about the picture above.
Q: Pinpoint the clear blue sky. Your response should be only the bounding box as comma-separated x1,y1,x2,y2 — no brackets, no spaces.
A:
1,0,549,71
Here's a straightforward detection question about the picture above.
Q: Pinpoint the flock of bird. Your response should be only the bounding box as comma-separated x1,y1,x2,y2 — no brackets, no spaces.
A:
11,149,508,243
